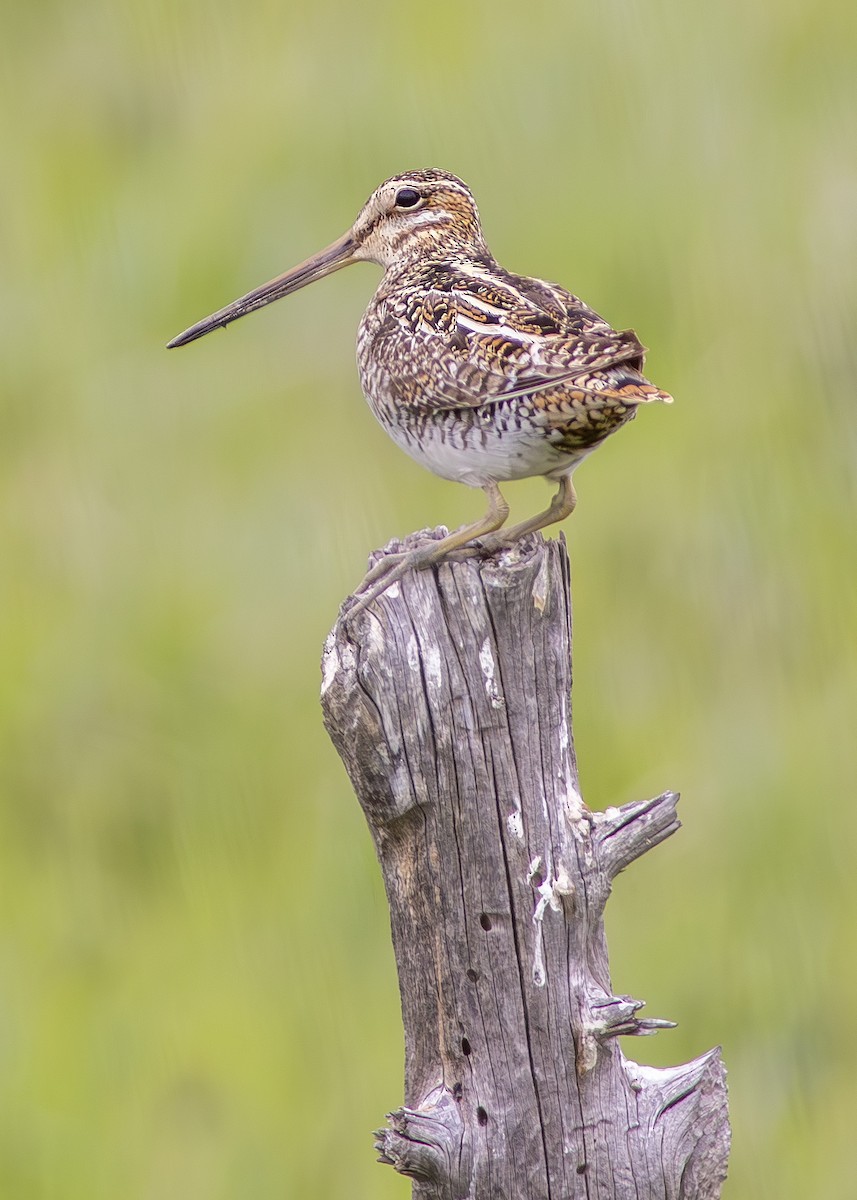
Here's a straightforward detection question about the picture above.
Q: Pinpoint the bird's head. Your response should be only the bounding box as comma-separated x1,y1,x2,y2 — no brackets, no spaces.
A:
350,169,486,267
167,169,485,348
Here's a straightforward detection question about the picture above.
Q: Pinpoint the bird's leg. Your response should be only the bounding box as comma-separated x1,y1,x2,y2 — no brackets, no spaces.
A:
478,474,577,553
347,482,510,617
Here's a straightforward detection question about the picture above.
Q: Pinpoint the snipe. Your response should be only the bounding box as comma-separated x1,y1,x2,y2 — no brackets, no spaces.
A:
169,169,672,610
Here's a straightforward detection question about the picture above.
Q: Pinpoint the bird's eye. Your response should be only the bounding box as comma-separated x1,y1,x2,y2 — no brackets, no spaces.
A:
395,187,422,209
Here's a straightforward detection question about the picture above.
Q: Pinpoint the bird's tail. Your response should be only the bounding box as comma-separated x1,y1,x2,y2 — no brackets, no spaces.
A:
573,379,674,406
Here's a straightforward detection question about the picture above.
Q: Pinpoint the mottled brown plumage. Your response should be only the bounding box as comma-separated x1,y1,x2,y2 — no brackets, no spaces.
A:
168,169,672,609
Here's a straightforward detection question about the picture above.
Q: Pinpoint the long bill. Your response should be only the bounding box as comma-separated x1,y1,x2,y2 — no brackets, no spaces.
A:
167,232,357,348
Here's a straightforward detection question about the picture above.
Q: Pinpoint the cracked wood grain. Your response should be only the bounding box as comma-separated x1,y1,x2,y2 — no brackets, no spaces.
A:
321,529,730,1199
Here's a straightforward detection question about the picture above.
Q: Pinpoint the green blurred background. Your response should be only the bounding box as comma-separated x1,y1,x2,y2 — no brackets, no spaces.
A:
2,0,855,1196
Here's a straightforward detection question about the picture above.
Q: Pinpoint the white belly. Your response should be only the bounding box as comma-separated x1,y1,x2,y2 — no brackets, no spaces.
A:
370,399,594,488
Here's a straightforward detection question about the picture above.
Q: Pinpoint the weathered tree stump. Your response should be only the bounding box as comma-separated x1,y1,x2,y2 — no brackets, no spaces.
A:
321,529,730,1200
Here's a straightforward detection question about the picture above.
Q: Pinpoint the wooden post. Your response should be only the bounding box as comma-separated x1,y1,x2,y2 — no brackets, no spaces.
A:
321,530,730,1200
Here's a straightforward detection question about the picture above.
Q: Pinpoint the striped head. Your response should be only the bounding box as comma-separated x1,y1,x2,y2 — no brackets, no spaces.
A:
168,169,487,347
350,169,487,267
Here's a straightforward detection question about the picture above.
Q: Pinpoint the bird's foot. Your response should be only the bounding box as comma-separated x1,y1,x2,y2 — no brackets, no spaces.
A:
343,484,513,625
344,541,449,622
469,528,542,556
472,531,513,556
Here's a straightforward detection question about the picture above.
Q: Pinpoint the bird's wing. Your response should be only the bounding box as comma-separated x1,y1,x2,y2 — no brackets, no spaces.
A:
377,267,670,413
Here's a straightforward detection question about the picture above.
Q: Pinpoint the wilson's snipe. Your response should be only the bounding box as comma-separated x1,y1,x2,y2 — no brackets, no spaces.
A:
169,169,672,610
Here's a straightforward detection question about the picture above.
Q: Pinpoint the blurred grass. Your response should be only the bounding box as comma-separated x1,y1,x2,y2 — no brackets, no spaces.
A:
1,0,855,1196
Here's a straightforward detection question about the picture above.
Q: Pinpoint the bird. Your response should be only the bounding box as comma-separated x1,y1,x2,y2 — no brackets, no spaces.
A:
168,169,672,610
